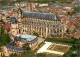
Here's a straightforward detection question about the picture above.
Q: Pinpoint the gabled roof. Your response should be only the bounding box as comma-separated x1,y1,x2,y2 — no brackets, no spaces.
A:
23,12,59,20
17,8,59,20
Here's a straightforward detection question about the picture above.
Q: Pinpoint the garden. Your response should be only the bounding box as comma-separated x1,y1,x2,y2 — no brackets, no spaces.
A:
47,44,70,53
52,45,69,52
45,37,80,57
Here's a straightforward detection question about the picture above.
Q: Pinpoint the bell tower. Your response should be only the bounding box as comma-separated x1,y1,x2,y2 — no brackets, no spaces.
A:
17,8,23,22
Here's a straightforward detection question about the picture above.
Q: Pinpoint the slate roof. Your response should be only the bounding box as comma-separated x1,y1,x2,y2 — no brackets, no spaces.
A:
18,8,59,20
6,44,24,52
23,12,59,20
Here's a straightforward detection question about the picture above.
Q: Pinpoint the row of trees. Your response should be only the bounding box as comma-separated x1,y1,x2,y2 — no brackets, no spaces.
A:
45,38,75,45
0,0,74,6
1,0,73,3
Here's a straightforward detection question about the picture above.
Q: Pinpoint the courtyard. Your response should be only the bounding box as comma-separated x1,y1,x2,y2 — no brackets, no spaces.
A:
37,42,71,55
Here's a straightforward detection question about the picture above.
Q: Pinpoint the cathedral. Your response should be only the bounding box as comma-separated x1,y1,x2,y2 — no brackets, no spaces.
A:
11,8,65,38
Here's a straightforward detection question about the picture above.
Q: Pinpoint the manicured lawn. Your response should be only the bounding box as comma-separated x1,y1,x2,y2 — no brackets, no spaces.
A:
53,45,68,52
48,44,69,53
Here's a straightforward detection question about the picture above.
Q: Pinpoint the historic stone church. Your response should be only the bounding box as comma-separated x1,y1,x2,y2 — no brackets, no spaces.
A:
11,8,65,38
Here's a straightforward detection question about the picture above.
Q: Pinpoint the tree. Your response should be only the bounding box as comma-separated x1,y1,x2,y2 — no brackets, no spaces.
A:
25,50,35,57
6,16,10,19
9,50,35,57
66,29,70,34
22,43,30,51
1,26,4,34
36,53,47,57
20,50,35,57
63,38,80,57
1,54,6,57
67,12,71,15
0,34,10,47
71,36,75,39
9,53,18,57
33,32,39,37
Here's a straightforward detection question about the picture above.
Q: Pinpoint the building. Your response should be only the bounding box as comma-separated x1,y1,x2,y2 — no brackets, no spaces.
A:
15,2,38,12
3,40,24,56
10,17,19,35
15,34,38,50
3,44,24,56
11,8,65,38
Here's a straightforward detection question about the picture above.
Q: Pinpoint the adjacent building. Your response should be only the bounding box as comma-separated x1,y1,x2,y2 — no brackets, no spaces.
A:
15,34,38,50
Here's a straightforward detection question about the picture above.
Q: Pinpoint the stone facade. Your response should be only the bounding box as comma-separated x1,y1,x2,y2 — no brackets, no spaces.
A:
19,18,63,38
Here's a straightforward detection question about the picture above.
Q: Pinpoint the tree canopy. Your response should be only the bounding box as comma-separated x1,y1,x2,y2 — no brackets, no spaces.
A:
0,34,10,47
33,32,39,37
9,50,35,57
22,43,31,51
63,38,80,57
45,38,75,44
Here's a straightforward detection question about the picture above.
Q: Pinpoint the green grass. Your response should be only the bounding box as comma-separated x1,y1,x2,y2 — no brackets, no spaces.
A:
45,53,62,57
